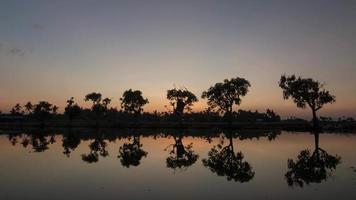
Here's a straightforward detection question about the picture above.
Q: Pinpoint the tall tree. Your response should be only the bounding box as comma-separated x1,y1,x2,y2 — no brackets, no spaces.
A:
33,101,56,126
84,92,102,106
24,102,33,114
202,77,251,124
166,88,198,119
102,97,111,110
64,97,82,125
52,105,59,115
279,75,335,129
84,92,110,126
120,89,149,115
10,103,24,115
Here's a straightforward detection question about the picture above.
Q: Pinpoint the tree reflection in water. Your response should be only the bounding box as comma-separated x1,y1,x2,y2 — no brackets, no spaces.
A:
118,136,147,167
62,129,81,157
285,131,341,187
81,132,108,163
7,130,55,152
202,132,255,182
165,135,198,170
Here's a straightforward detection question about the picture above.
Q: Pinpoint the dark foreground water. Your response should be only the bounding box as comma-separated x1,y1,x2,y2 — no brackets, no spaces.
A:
0,129,355,200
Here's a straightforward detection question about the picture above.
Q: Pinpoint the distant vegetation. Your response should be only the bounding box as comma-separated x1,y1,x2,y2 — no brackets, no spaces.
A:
0,75,354,129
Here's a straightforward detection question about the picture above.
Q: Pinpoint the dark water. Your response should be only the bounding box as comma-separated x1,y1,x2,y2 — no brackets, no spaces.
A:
0,129,355,200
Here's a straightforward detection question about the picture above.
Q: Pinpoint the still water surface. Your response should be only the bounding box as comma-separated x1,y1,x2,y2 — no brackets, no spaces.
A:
0,129,355,200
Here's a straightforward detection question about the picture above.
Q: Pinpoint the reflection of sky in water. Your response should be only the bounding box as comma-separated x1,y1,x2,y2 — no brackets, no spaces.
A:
0,130,356,200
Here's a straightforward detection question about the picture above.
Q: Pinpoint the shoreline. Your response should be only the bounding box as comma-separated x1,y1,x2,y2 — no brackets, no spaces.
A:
1,121,355,133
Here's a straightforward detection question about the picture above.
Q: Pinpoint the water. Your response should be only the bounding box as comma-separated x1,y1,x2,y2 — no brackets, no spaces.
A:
0,129,355,200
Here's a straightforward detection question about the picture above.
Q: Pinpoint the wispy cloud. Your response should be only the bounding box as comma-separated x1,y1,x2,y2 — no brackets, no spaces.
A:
8,47,25,56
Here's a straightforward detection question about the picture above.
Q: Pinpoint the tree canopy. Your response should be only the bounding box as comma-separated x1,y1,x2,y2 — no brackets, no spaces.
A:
84,92,111,123
64,97,82,122
167,88,198,116
33,101,57,123
202,77,250,121
84,92,102,105
10,103,24,115
120,89,149,114
279,75,335,128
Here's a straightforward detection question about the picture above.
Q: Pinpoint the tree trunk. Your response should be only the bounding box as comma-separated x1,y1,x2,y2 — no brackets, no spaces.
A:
314,131,319,151
312,109,319,130
229,134,234,153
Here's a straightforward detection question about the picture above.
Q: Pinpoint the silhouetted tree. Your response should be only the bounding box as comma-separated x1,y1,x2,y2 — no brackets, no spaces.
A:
165,135,198,170
84,92,102,105
24,102,33,114
167,88,198,121
266,109,281,121
202,133,255,182
202,77,251,124
52,105,59,115
84,92,111,126
279,75,335,129
10,103,24,115
120,89,149,116
33,101,56,126
285,131,341,187
118,136,147,167
64,97,82,125
102,97,111,110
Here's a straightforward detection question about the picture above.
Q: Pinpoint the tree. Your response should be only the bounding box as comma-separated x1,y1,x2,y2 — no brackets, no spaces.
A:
10,103,24,115
84,92,102,106
84,92,111,126
279,75,335,129
52,105,59,115
102,97,111,110
64,97,82,125
202,77,251,124
166,88,198,119
120,89,149,115
24,102,33,114
266,109,281,122
33,101,56,126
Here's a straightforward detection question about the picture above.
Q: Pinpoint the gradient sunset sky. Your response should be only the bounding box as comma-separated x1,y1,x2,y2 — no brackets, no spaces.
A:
0,0,355,119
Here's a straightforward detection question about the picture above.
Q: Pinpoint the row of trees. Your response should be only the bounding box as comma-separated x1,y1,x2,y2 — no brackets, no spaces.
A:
7,74,335,128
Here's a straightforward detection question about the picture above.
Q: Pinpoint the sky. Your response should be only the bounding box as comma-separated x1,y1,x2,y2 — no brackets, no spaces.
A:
0,0,355,119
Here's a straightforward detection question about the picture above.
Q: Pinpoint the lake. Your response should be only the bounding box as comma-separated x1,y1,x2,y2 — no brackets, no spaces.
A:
0,129,355,200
